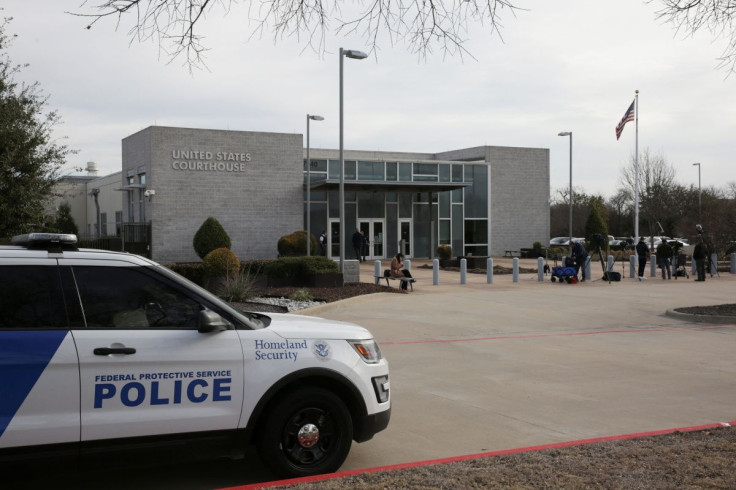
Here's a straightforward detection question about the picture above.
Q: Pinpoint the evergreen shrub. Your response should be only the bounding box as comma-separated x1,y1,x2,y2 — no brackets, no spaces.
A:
193,217,231,259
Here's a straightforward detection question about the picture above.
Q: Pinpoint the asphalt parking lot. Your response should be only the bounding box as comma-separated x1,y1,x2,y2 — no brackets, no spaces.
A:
302,259,736,473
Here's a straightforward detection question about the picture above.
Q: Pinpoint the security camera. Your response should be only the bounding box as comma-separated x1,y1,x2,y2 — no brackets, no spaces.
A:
144,189,156,197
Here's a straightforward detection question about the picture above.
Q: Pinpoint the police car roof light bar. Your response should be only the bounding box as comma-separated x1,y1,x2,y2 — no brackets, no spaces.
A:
11,233,78,250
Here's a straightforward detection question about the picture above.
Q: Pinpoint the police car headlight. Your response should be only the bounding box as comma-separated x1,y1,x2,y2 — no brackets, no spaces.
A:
348,339,382,364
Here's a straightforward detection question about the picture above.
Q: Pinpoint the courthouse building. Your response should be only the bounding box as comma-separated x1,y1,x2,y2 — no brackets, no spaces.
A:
56,126,550,264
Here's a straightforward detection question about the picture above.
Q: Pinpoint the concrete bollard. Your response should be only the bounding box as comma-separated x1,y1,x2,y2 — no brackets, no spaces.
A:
650,254,657,278
487,257,494,284
405,259,412,272
537,257,544,282
629,255,636,278
731,253,736,274
513,257,519,283
692,257,697,276
374,260,382,285
460,258,467,284
585,259,591,281
433,259,439,285
710,253,718,276
607,255,614,273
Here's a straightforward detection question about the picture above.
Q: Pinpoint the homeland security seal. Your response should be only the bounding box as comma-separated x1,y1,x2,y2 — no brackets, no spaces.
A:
312,340,331,361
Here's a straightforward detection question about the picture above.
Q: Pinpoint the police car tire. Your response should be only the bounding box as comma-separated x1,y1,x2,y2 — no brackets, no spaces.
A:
257,387,353,477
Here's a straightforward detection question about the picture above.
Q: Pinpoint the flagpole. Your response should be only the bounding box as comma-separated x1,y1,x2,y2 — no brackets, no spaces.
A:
634,90,639,245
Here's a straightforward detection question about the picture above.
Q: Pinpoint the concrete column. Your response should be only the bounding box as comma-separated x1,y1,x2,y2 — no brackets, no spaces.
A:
433,258,439,285
487,257,493,284
460,258,467,284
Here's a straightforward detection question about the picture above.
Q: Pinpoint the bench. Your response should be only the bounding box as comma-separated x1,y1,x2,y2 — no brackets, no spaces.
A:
504,250,520,257
375,275,416,291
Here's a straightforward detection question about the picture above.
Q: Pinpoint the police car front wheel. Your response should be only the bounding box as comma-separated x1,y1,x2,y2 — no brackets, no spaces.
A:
257,387,353,477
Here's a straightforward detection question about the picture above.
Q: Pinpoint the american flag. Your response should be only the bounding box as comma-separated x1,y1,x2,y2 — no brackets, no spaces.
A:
615,100,635,140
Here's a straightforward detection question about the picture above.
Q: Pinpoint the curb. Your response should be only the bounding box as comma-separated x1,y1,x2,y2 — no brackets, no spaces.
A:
220,421,736,490
665,309,736,324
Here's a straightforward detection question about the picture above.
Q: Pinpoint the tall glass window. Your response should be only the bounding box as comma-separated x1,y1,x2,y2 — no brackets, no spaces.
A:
464,164,488,218
386,162,397,181
399,163,412,181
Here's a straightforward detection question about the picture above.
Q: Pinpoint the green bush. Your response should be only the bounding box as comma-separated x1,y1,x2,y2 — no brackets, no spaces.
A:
166,263,205,287
437,245,452,260
217,269,258,302
289,289,314,302
241,259,274,277
263,256,338,279
277,230,319,257
193,217,231,260
203,248,240,278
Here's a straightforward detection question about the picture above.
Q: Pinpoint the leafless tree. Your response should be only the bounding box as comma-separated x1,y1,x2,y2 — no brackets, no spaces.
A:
70,0,519,68
618,148,677,244
652,0,736,73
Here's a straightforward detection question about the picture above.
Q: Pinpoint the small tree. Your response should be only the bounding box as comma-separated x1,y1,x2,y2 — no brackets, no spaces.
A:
585,204,609,255
193,217,231,260
55,202,78,235
277,230,317,257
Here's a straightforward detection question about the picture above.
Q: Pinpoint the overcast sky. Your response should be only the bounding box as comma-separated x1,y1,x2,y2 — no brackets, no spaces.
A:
4,0,735,198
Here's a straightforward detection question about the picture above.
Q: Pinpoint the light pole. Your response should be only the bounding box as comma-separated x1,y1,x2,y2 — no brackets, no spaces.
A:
558,131,573,252
339,48,368,274
306,114,324,257
693,162,701,220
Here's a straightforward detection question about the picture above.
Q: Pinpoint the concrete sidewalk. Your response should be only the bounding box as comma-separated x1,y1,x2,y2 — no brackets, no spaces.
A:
303,258,736,470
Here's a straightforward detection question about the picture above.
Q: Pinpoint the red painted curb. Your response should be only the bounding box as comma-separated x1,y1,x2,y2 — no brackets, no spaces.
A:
218,420,735,490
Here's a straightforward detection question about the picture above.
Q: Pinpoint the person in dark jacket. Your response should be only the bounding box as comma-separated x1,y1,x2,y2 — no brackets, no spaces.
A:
571,241,589,282
352,229,364,262
636,236,649,280
693,241,708,281
656,240,673,280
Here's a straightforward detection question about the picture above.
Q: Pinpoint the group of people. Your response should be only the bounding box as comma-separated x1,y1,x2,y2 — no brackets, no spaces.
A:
568,235,712,283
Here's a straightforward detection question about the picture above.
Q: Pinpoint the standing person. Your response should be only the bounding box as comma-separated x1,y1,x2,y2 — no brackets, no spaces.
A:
390,253,413,290
352,228,364,262
361,230,369,262
693,240,708,282
656,240,673,280
571,240,588,282
319,230,327,256
636,236,649,280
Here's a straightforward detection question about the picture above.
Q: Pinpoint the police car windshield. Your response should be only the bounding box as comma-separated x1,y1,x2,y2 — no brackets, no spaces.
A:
154,265,267,329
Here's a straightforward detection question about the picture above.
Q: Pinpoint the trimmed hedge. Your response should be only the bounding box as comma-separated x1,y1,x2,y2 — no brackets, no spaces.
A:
277,230,320,256
263,256,339,279
193,217,231,259
166,263,206,287
203,248,240,278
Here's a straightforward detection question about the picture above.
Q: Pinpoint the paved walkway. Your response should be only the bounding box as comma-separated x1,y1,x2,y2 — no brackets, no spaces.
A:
302,257,736,471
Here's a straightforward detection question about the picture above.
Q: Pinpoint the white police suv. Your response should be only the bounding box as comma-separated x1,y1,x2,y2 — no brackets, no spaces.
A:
0,234,390,477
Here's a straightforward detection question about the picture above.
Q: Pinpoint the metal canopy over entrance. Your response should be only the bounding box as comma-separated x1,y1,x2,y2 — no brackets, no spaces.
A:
307,179,472,193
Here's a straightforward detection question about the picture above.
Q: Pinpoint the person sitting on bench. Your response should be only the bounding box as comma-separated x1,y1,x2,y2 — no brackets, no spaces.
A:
390,253,413,290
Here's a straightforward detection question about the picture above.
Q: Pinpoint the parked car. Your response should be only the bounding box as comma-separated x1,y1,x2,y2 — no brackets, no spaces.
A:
0,233,391,477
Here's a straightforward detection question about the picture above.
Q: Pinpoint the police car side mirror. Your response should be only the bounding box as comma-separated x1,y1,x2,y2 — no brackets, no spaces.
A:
198,309,232,333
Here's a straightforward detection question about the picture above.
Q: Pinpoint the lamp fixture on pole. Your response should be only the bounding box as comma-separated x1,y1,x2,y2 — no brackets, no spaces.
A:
306,114,324,257
339,48,368,275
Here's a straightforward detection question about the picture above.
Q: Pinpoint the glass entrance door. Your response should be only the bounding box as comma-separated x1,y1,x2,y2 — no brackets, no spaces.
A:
329,220,341,258
400,220,412,258
359,220,384,260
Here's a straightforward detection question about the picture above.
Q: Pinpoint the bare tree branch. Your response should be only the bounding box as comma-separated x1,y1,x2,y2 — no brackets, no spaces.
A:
652,0,736,73
69,0,519,68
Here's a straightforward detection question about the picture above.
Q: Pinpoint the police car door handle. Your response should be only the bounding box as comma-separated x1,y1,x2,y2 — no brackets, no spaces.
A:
93,347,137,356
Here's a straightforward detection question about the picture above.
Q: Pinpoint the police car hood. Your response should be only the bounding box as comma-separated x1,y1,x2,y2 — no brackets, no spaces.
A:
262,312,374,340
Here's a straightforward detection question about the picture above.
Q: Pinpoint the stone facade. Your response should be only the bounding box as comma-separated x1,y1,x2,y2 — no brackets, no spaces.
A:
122,126,303,264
